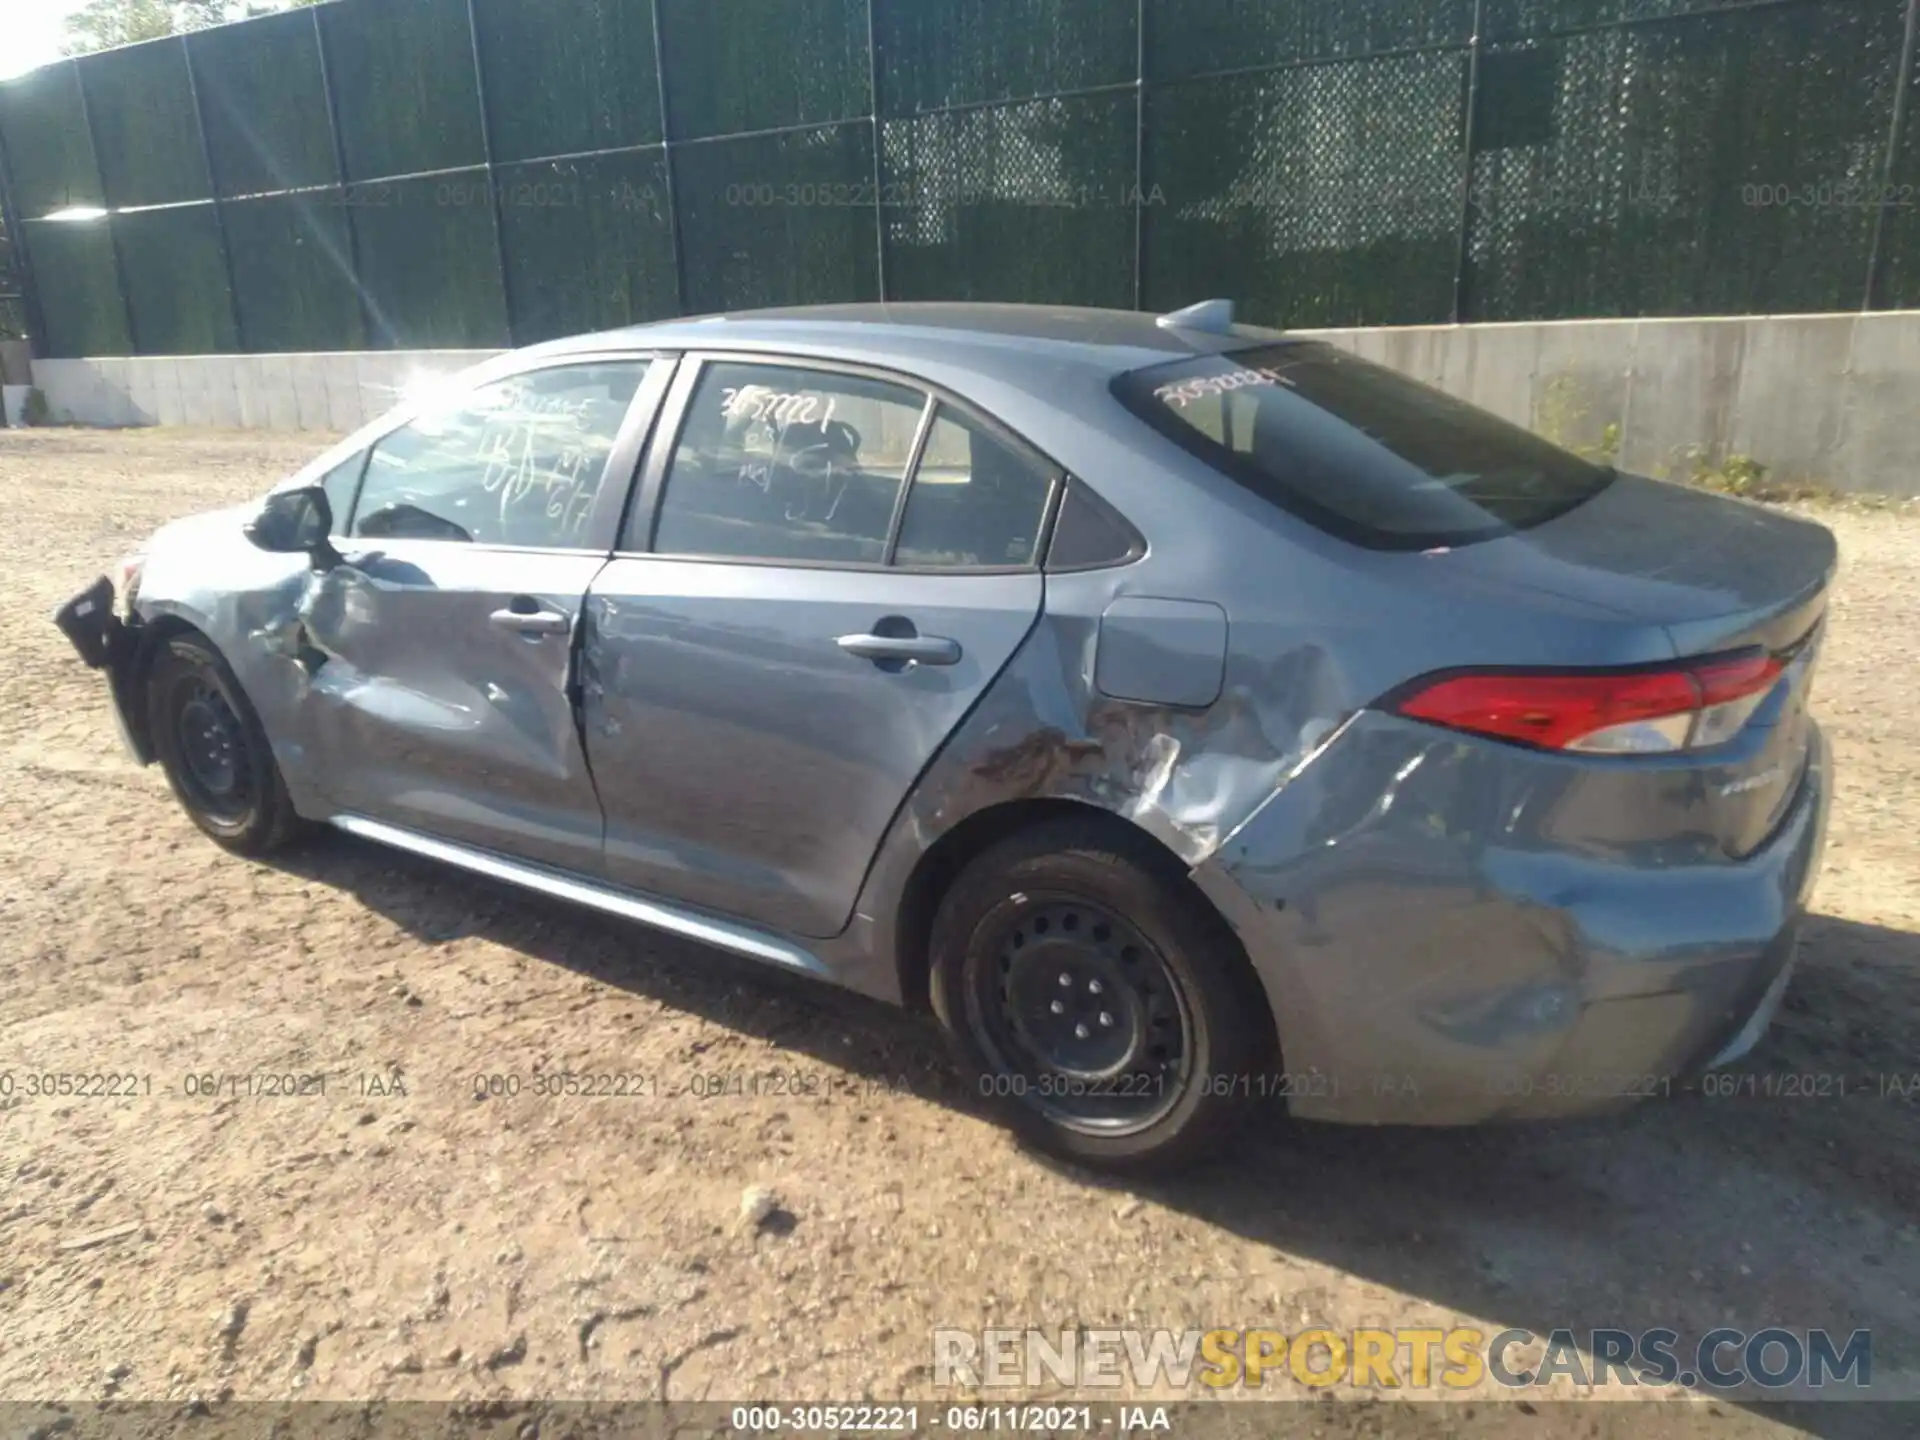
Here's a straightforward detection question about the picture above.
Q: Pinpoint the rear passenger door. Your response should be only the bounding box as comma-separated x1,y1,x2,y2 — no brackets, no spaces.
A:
582,355,1061,938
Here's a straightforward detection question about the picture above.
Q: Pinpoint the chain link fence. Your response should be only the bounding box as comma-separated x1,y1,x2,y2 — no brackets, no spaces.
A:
0,0,1916,358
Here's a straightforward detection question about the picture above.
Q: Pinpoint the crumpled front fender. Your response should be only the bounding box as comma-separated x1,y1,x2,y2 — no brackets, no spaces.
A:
129,507,335,816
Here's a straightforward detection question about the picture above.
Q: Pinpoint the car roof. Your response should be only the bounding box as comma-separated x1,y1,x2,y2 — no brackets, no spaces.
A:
526,302,1293,380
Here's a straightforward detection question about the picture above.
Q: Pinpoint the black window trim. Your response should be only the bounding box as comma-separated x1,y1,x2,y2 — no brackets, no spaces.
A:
291,348,679,558
617,349,1068,576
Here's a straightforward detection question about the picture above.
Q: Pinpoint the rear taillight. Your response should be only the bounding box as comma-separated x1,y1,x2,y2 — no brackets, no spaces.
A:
1388,649,1784,754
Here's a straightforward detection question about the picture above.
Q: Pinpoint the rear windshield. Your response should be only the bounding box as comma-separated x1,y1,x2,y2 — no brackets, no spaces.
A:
1112,342,1613,550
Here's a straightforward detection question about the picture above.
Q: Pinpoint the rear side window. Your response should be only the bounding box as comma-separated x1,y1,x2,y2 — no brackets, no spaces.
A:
1112,342,1614,550
649,362,926,564
892,404,1058,567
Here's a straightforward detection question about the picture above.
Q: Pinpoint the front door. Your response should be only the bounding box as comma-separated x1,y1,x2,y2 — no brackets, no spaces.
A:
303,357,659,872
583,356,1061,937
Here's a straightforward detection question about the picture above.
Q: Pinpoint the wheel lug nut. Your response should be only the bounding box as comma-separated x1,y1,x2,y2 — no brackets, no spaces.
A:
1057,973,1071,987
1099,1012,1113,1027
1087,979,1103,995
1050,1000,1064,1015
1074,1023,1089,1039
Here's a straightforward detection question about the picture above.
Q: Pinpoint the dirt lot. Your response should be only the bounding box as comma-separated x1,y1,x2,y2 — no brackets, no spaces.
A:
0,428,1915,1434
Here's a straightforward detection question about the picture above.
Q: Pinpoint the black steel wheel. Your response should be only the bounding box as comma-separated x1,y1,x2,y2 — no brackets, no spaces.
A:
166,674,254,824
147,631,307,855
965,894,1192,1135
929,817,1274,1173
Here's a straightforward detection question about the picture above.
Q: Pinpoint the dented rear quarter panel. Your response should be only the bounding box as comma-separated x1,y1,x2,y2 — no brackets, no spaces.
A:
1189,710,1829,1124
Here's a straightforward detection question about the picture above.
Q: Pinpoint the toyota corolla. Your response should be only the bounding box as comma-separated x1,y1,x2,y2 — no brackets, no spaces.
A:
54,302,1834,1171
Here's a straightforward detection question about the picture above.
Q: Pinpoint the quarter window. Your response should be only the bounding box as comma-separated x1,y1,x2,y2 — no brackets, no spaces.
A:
350,361,649,548
1045,478,1143,570
649,363,928,564
891,404,1058,567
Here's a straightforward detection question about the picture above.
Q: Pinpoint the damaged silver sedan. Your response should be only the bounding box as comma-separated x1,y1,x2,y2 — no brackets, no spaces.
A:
55,302,1835,1171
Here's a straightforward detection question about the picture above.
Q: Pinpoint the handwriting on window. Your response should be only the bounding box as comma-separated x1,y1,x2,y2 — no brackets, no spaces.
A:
473,388,610,540
716,385,859,523
1153,366,1299,410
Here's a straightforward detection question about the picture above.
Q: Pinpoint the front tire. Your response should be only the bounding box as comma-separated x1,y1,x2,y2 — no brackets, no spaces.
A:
928,818,1273,1173
146,631,306,856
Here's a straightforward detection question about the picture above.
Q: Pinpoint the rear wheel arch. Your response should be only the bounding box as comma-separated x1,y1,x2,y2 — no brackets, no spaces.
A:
895,799,1274,1050
918,805,1282,1169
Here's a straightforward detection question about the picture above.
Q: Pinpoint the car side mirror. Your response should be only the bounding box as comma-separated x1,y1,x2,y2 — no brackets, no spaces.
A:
245,485,341,568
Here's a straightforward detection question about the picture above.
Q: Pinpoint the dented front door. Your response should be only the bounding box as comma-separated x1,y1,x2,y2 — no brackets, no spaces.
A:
297,356,662,872
302,543,608,872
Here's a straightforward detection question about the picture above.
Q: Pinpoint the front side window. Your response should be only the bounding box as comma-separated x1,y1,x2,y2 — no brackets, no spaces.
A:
351,361,649,547
1113,342,1614,550
892,404,1058,567
649,362,927,564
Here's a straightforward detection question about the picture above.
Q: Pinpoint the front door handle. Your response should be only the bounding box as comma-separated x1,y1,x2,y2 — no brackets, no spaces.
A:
490,605,572,635
836,632,962,666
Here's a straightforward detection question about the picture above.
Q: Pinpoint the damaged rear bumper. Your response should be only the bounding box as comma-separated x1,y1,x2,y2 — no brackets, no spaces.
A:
1191,711,1831,1125
53,575,152,764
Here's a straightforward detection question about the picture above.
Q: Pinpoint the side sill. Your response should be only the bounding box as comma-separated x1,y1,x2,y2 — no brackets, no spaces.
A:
329,815,833,979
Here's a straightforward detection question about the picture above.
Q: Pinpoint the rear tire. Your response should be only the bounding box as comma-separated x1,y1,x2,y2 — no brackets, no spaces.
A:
146,631,307,856
928,817,1272,1173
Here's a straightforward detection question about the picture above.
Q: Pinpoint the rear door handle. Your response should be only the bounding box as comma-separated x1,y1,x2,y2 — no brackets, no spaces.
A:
490,605,572,635
836,632,962,666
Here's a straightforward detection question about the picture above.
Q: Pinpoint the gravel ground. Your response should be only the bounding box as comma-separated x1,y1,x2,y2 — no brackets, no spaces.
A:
0,429,1915,1436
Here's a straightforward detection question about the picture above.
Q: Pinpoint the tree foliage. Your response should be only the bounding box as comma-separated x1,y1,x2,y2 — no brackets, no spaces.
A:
61,0,323,56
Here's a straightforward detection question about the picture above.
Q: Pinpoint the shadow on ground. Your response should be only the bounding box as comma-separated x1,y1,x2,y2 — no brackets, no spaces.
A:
271,833,1920,1439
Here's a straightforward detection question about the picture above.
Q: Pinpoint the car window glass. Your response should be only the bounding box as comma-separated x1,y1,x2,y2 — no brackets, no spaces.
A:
892,404,1057,567
351,361,648,547
1167,389,1260,456
1112,342,1613,550
317,452,366,536
649,362,925,564
1046,478,1143,570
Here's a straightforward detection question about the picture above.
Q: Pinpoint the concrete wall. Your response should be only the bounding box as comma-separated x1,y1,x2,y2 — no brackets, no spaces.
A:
28,351,503,435
1298,310,1920,497
22,309,1920,494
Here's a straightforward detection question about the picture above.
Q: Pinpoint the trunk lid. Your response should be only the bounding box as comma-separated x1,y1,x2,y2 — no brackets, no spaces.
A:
1462,473,1835,653
1448,474,1836,859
